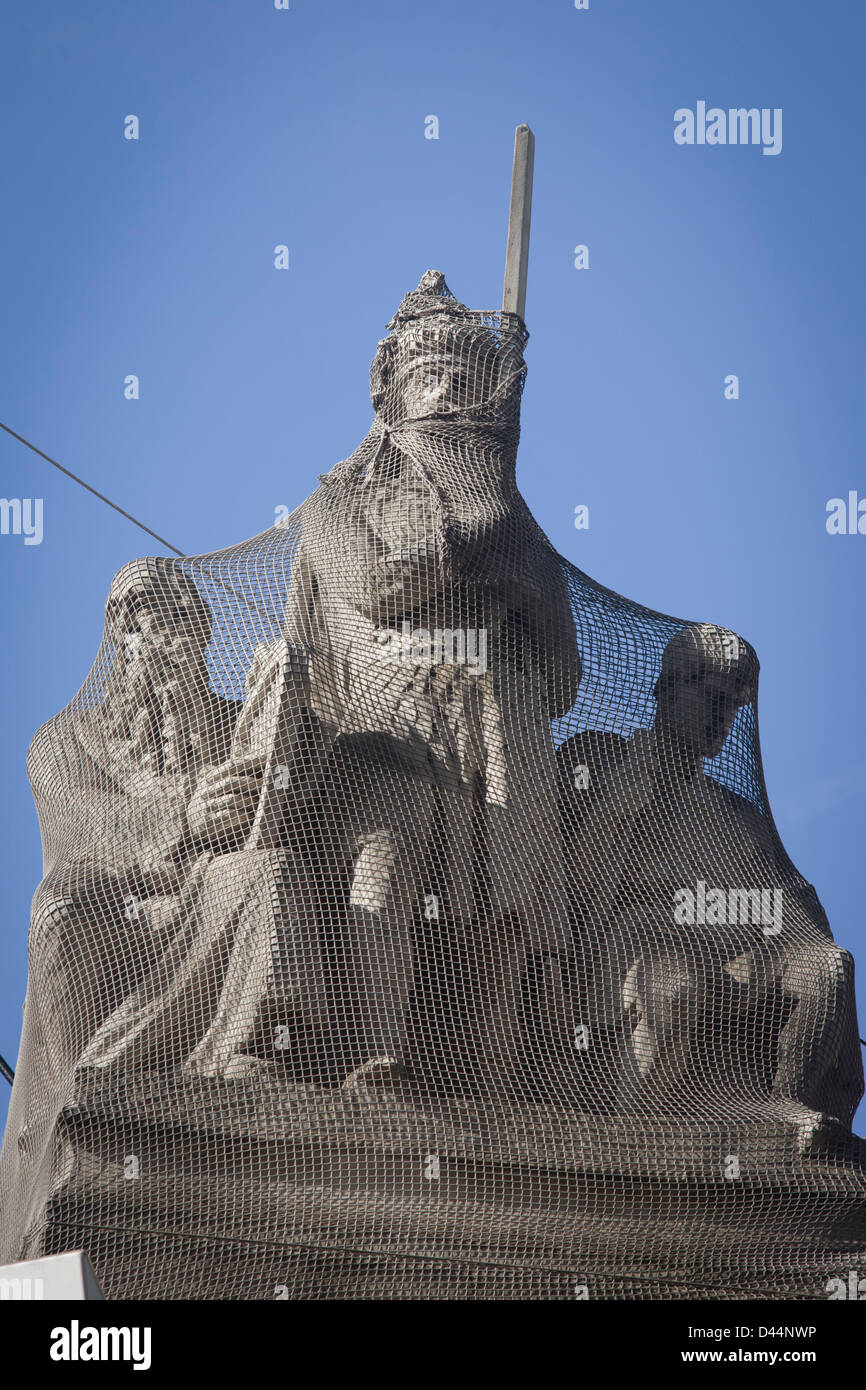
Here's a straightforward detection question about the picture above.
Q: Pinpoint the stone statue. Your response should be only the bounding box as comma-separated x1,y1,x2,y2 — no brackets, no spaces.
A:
24,558,237,1084
557,622,864,1146
182,271,583,1092
3,269,865,1301
0,557,238,1239
74,632,337,1082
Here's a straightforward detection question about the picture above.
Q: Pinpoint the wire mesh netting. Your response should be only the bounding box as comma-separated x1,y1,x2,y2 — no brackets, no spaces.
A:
1,271,864,1300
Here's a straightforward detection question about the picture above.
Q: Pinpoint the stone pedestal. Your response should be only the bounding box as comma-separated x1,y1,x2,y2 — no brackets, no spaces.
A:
20,1074,866,1300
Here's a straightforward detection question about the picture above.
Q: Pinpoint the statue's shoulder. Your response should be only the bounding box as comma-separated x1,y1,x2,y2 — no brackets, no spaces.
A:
556,728,630,779
703,775,769,837
556,730,632,825
26,705,100,799
703,776,833,933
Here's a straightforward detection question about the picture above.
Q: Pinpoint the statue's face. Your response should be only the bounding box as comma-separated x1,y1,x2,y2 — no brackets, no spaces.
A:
108,582,209,681
386,323,496,420
656,665,742,759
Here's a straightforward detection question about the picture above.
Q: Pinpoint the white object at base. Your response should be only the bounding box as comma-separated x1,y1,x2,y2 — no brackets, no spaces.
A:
0,1250,104,1300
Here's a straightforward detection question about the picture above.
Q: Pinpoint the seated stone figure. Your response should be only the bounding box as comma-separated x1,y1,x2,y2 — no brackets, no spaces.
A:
183,271,582,1095
20,558,238,1086
557,623,864,1147
77,633,340,1082
181,679,439,1088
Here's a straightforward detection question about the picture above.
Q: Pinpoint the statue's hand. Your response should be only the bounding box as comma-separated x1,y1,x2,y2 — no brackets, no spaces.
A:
133,841,187,896
187,755,265,846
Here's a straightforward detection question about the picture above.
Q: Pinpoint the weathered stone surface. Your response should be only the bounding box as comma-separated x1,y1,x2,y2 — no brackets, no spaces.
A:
23,1073,866,1300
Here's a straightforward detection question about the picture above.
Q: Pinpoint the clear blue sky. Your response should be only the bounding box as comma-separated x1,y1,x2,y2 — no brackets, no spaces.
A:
1,0,864,1129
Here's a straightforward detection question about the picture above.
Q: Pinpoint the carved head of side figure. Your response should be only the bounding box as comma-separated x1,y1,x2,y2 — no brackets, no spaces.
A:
654,623,758,761
104,557,213,698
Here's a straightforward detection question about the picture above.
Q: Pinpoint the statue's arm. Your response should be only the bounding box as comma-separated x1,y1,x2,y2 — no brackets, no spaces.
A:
510,573,583,719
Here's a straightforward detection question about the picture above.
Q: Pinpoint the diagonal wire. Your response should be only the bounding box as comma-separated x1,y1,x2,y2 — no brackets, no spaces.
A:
0,420,185,556
0,417,280,625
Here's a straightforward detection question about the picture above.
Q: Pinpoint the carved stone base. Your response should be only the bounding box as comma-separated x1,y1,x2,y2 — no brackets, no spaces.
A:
21,1074,866,1300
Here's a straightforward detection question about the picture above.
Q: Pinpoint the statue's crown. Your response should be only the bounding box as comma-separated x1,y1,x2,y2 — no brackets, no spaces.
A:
386,270,470,330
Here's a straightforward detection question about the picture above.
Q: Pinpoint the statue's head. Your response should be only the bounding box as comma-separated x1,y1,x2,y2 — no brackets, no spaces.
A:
105,558,212,676
654,623,758,759
370,270,526,426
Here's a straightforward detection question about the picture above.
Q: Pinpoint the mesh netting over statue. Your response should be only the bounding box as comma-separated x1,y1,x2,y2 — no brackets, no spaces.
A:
3,271,866,1300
